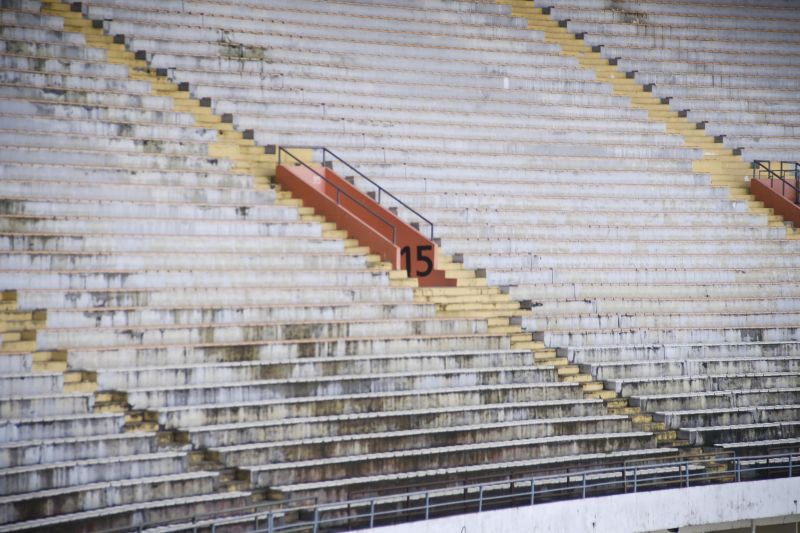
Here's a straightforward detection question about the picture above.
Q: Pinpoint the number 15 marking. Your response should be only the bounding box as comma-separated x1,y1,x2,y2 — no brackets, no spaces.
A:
400,245,434,278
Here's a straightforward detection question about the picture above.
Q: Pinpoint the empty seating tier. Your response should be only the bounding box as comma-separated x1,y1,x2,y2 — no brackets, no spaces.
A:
0,0,691,529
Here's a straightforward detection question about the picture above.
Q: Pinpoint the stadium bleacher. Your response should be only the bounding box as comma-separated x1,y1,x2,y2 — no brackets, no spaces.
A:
0,0,798,530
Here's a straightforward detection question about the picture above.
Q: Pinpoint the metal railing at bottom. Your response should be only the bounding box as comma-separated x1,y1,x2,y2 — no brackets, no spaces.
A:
142,450,798,533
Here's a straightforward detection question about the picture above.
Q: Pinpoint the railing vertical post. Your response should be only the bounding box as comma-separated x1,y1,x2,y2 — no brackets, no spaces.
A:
530,479,535,505
633,467,638,493
425,492,430,520
582,473,587,498
790,456,794,477
685,461,690,487
313,508,320,533
736,459,742,482
268,512,274,533
478,486,484,513
369,499,375,528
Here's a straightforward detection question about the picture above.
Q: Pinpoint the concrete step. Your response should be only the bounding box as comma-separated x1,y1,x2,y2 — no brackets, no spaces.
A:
540,325,800,348
0,114,220,144
247,431,657,487
0,233,352,257
0,195,299,222
124,366,558,409
157,383,586,429
256,133,697,162
0,432,158,468
523,310,800,335
0,373,62,396
633,388,800,413
680,421,800,446
179,399,609,448
272,447,677,502
585,358,800,381
489,266,800,285
435,223,784,241
0,451,188,496
0,490,250,532
231,104,665,135
0,393,93,419
0,177,274,205
0,412,124,442
213,415,634,468
1,268,391,291
88,348,533,380
0,95,195,124
511,282,800,301
561,341,800,364
355,176,724,198
0,68,154,94
716,437,800,454
95,1,539,42
41,301,432,328
446,237,800,256
424,206,770,227
14,285,414,310
655,404,800,429
0,250,381,272
64,332,510,372
0,39,108,62
0,471,220,525
0,54,131,78
609,372,799,397
0,215,322,239
289,148,697,175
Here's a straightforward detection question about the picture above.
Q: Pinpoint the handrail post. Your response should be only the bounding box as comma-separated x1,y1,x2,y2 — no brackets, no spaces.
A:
530,479,535,505
685,461,690,487
633,467,638,493
736,459,741,482
790,455,794,477
582,473,587,498
478,486,484,513
268,512,274,533
313,508,319,533
425,492,430,520
369,499,375,528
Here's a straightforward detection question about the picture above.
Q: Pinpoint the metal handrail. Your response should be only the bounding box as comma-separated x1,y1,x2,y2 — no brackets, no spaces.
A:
320,147,435,240
140,450,798,533
250,451,799,533
277,147,397,243
752,159,800,205
94,496,317,533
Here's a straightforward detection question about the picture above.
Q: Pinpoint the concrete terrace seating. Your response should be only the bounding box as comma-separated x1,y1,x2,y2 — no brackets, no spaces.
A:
84,0,800,455
0,1,670,529
541,0,800,163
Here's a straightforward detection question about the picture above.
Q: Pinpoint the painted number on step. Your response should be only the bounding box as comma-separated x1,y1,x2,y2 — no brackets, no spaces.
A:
401,245,434,278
